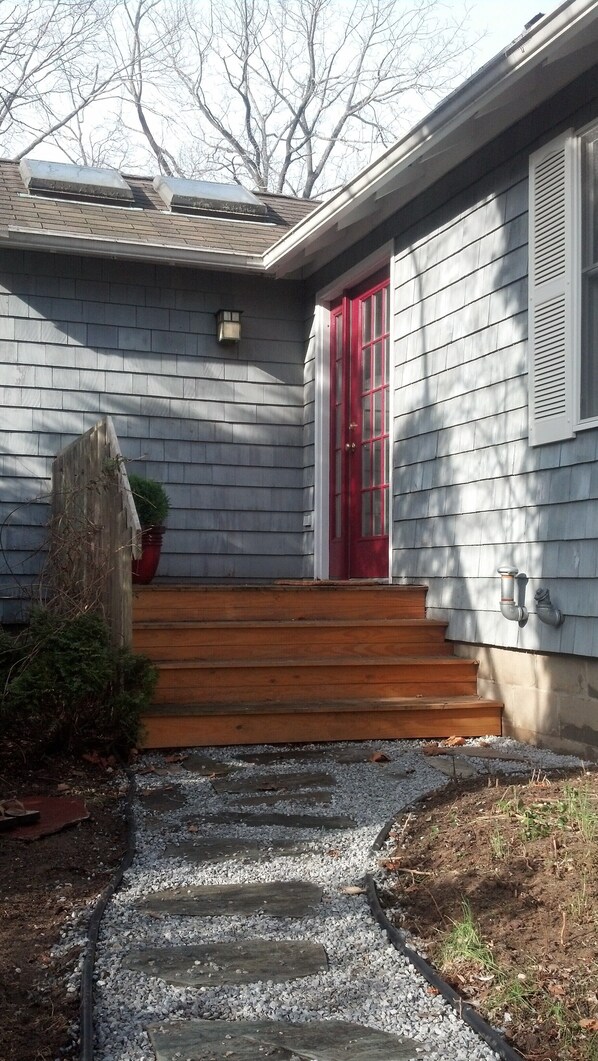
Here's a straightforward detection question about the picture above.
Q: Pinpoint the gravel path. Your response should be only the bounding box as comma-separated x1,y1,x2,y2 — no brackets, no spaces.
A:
84,737,586,1061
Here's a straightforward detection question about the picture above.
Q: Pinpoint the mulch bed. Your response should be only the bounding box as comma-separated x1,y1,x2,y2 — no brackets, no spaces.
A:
0,741,126,1061
380,765,598,1061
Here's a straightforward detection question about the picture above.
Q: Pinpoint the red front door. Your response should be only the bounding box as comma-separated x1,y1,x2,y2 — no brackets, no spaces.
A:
329,271,390,579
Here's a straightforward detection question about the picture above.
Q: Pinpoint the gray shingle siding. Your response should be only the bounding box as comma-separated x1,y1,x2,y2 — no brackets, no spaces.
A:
391,152,598,657
0,250,308,619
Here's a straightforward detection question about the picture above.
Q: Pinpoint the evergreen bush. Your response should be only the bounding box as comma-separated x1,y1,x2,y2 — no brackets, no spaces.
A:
0,609,156,755
128,474,170,529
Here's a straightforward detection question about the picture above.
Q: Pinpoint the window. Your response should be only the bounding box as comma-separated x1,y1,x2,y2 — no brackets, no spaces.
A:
581,126,598,421
528,124,598,444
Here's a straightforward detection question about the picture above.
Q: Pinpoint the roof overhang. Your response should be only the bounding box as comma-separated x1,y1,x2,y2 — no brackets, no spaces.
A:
264,0,598,279
0,226,266,273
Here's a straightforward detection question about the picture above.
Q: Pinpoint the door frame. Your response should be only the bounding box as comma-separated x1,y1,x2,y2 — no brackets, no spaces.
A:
313,242,395,581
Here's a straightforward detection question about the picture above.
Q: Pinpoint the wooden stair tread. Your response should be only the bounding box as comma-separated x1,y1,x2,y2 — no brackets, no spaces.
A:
143,695,503,718
154,654,472,670
133,617,448,630
135,582,424,592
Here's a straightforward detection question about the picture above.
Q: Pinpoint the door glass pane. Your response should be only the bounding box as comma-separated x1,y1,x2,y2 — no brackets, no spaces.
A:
373,439,382,485
385,335,390,378
361,490,371,537
335,495,342,538
373,341,383,388
335,356,342,394
362,297,372,344
373,391,382,435
362,396,371,439
335,410,342,447
335,310,343,352
372,491,382,536
374,289,383,338
362,444,371,488
362,347,371,391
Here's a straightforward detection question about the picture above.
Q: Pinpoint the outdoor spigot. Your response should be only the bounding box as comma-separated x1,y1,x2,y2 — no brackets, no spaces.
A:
497,565,528,623
534,588,564,627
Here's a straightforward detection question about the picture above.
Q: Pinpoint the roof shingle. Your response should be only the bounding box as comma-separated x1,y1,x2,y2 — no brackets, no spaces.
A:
0,162,317,263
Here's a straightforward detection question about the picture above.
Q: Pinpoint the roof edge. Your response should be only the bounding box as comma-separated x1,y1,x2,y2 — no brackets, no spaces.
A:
2,226,266,272
264,0,598,274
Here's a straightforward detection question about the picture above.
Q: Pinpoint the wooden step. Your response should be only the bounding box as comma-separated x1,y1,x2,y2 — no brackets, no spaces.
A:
133,581,502,749
133,618,451,661
152,656,479,705
140,696,503,748
133,583,428,622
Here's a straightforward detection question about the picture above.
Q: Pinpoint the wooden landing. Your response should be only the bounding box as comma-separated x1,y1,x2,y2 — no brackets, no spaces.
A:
133,583,502,748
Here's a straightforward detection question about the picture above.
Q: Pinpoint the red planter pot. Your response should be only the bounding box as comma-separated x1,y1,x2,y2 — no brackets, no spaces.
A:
132,527,165,585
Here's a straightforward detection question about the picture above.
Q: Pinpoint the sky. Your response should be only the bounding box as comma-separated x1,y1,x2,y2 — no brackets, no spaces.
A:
470,0,564,66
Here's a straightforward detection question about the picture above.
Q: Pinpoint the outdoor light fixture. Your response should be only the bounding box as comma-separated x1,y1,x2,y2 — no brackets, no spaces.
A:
216,309,242,344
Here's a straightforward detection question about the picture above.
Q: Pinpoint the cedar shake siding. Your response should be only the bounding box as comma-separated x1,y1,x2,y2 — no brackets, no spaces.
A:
0,250,309,621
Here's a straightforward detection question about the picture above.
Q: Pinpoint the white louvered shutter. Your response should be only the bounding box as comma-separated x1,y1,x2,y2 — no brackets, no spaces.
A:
528,131,579,445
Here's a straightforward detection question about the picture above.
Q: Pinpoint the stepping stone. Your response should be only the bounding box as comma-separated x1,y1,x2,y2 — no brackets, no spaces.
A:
212,771,335,795
193,811,356,830
125,939,328,986
148,1018,419,1061
164,837,315,862
236,790,333,806
137,880,322,918
426,756,477,779
138,787,186,812
238,746,375,765
182,754,232,777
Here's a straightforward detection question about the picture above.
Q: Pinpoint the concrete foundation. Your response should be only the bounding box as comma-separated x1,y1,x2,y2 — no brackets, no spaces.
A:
453,642,598,761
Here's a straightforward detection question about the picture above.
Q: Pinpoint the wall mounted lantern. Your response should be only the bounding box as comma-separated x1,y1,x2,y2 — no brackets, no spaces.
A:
216,309,242,344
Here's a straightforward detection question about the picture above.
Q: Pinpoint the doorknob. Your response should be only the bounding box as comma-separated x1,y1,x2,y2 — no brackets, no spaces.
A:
345,442,356,451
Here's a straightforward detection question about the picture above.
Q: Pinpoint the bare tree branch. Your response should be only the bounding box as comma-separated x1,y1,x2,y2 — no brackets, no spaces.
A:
144,0,477,197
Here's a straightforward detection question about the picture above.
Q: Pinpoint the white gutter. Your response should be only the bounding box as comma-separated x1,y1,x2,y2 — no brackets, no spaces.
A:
264,0,598,272
2,226,266,273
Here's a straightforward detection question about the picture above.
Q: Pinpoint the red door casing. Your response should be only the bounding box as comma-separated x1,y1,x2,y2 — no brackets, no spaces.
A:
329,271,390,579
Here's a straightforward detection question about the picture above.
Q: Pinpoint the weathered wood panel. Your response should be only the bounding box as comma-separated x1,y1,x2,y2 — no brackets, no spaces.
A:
50,417,140,646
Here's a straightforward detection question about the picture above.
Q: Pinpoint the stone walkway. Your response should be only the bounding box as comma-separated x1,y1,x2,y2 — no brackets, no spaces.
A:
91,740,519,1061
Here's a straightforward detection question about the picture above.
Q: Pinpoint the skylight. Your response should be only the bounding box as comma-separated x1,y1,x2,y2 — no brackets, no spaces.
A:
153,176,267,218
19,159,134,203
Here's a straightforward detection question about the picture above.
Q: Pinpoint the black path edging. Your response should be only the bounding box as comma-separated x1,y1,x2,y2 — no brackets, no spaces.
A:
367,813,524,1061
80,766,137,1061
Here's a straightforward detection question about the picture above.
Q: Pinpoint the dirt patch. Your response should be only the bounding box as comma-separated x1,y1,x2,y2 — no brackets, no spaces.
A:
0,740,126,1061
381,766,598,1061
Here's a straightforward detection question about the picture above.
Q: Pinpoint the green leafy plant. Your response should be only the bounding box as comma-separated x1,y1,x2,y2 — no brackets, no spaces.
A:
128,474,170,529
0,609,156,755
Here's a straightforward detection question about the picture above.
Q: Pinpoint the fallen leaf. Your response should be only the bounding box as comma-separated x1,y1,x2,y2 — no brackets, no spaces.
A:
187,823,199,833
369,751,390,763
422,743,440,756
580,1019,598,1031
56,783,70,792
164,753,188,764
339,885,366,895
